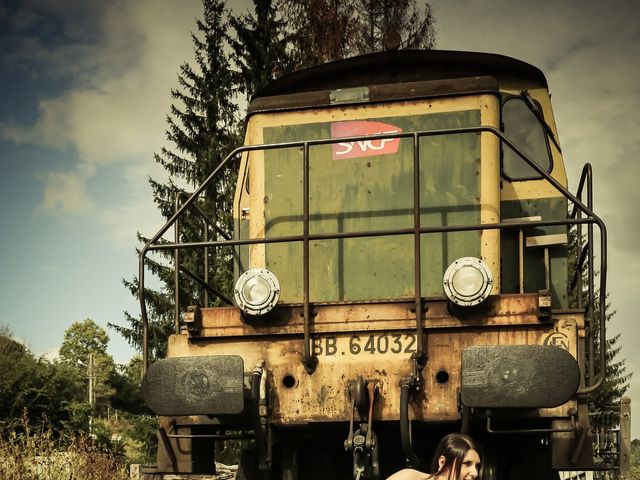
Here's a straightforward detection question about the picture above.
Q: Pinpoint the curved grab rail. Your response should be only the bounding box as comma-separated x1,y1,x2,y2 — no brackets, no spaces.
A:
570,164,599,387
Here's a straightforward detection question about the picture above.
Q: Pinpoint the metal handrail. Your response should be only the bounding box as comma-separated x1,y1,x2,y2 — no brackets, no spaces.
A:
173,190,234,334
570,164,598,385
140,126,607,394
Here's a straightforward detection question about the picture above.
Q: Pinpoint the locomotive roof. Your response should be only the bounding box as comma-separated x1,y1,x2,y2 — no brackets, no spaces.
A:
251,50,547,103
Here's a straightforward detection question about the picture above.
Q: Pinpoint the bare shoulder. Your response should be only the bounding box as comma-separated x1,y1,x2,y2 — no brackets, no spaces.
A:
386,468,432,480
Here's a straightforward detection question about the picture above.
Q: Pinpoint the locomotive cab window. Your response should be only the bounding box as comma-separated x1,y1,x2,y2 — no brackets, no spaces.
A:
501,96,552,180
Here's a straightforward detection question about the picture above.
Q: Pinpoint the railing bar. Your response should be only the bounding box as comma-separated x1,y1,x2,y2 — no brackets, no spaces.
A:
302,142,315,373
140,151,242,371
174,192,181,334
587,166,595,383
570,164,593,219
570,244,589,291
140,127,607,390
519,229,524,293
188,197,232,241
204,225,209,308
147,217,600,251
412,133,425,368
178,265,233,306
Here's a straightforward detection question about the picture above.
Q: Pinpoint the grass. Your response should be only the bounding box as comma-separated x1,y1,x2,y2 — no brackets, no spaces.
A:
0,422,128,480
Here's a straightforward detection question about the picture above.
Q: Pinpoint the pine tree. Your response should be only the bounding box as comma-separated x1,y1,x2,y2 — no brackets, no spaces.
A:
278,0,356,67
351,0,436,54
113,0,240,359
115,0,437,359
567,227,630,411
229,0,294,100
279,0,436,69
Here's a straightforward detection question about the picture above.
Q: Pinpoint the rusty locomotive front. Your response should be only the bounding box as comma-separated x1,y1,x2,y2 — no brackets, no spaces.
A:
137,50,617,479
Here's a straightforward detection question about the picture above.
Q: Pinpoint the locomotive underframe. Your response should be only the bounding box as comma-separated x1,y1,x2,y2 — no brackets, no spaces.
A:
140,294,591,477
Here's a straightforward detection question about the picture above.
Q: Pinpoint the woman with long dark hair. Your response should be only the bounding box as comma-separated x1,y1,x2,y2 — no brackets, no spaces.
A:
387,433,482,480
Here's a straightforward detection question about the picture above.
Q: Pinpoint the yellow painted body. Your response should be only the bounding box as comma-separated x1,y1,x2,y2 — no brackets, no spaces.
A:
234,93,501,302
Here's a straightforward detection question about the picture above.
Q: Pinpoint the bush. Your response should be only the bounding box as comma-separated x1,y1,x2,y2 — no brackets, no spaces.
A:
125,414,158,465
0,421,127,480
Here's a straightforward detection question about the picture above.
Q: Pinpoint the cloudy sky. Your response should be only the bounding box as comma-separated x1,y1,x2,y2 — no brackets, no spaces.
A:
1,0,639,436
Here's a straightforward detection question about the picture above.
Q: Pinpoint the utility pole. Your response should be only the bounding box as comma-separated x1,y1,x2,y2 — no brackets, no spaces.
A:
619,397,631,478
88,352,95,434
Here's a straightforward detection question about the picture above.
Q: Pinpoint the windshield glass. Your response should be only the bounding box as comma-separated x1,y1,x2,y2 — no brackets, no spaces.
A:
502,97,552,180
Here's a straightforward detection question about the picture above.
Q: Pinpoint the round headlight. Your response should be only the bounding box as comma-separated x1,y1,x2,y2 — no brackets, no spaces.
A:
234,268,280,316
443,257,493,306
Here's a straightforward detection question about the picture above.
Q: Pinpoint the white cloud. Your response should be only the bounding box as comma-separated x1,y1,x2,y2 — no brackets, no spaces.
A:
2,0,206,243
37,169,95,215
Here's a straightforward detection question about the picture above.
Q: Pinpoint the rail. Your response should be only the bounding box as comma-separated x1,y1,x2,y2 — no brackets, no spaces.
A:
569,164,600,387
139,125,607,393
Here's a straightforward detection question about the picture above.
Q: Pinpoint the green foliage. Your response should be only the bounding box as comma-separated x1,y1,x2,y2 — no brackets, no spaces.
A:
279,0,436,67
0,331,85,436
567,227,630,412
59,318,109,364
59,319,116,415
125,414,159,464
0,419,127,480
351,0,436,53
109,356,148,415
229,0,294,98
278,0,355,66
627,439,640,479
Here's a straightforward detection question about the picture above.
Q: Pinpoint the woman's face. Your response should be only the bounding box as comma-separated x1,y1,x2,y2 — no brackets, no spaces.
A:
457,449,481,480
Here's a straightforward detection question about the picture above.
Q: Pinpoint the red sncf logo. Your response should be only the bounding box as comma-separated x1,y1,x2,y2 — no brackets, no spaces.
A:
330,121,402,160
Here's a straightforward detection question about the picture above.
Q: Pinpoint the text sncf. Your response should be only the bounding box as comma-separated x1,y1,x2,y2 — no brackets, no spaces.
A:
331,120,402,160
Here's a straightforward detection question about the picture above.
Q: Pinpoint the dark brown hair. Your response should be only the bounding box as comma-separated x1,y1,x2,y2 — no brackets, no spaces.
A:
429,433,482,480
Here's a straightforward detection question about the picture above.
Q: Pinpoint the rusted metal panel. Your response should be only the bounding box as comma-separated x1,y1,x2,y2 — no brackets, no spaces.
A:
248,76,499,113
237,95,506,308
258,109,481,303
249,50,546,102
190,293,545,338
169,310,581,425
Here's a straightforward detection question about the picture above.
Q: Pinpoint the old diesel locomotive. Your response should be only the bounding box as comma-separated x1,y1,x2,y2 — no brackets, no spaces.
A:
139,50,615,479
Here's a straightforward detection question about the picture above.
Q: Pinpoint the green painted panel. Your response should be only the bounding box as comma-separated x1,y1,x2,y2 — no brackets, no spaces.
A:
254,110,482,303
500,197,568,308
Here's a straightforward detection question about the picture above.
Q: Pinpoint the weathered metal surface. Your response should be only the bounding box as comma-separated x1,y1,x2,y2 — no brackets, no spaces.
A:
169,311,581,424
500,196,569,308
249,50,547,102
142,356,244,416
259,110,481,303
460,345,580,408
248,76,499,113
190,294,546,338
525,233,568,247
236,96,507,306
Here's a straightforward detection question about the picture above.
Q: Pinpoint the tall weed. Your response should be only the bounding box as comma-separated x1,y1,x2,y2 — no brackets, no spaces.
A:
0,418,127,480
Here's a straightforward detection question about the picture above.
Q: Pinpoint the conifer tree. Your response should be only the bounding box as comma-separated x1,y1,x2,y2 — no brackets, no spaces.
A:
229,0,294,100
567,227,630,411
116,0,438,358
278,0,356,67
113,0,240,359
351,0,436,54
279,0,436,68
